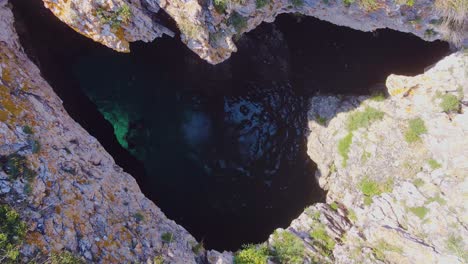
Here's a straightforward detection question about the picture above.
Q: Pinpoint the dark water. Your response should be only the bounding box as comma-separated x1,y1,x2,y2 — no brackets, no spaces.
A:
12,0,449,251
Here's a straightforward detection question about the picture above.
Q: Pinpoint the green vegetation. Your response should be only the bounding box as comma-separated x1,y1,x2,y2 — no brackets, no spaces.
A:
153,256,165,264
347,107,384,132
50,251,84,264
229,12,248,32
428,159,442,170
22,126,33,135
426,194,446,205
271,231,305,264
0,154,36,193
343,0,355,7
412,178,425,188
361,151,371,163
338,107,384,167
178,19,203,39
370,91,386,102
97,4,132,29
133,212,144,222
0,205,27,263
404,118,427,143
31,140,41,154
161,232,174,243
372,240,403,261
214,0,228,13
330,202,339,211
234,244,269,264
291,0,304,7
358,0,380,11
397,0,415,6
439,94,460,113
310,225,335,256
359,176,393,205
315,114,327,126
347,209,357,222
338,133,353,167
191,241,204,254
256,0,269,8
342,0,381,10
446,234,468,262
408,206,429,219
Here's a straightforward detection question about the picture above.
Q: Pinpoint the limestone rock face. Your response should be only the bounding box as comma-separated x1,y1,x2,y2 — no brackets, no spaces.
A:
305,52,467,263
40,0,467,64
41,0,174,52
0,2,199,263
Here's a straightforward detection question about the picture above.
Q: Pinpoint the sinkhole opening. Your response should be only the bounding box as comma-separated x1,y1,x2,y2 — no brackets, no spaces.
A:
12,0,450,251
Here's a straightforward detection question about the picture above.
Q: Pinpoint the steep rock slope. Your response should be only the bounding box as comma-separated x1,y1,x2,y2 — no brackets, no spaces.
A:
0,2,200,263
40,0,467,64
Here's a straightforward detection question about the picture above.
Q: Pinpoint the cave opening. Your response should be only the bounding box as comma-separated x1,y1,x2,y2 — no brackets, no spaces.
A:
11,0,449,251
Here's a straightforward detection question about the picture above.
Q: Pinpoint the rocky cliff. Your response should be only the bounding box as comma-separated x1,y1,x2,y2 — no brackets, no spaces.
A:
40,0,467,64
0,2,200,263
0,0,467,263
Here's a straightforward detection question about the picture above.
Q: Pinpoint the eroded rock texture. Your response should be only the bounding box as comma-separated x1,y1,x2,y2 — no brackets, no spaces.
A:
0,2,199,263
40,0,467,64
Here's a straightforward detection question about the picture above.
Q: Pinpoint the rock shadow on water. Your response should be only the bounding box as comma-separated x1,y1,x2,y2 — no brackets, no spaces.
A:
11,0,450,251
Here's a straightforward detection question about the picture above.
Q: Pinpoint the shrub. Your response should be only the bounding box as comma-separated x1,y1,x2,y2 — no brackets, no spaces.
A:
0,154,36,181
372,240,403,261
358,0,381,11
347,107,384,132
97,4,132,29
404,118,427,143
0,205,27,262
446,234,468,262
22,126,33,135
271,231,305,264
256,0,269,8
359,176,393,205
343,0,355,7
31,140,41,154
315,114,327,125
214,0,228,13
153,256,165,264
412,178,425,188
330,202,339,211
229,12,248,32
291,0,304,7
161,232,173,243
192,241,204,254
439,94,460,112
409,206,429,219
310,225,335,256
133,212,144,222
347,209,357,222
50,251,84,264
338,133,353,167
234,244,268,264
426,194,446,205
370,91,386,102
428,159,442,170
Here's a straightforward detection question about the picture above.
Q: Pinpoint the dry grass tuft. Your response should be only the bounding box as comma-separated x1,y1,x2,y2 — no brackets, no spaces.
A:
434,0,468,46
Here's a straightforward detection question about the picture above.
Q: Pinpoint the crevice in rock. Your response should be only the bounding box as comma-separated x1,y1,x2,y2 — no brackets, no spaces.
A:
10,0,450,252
